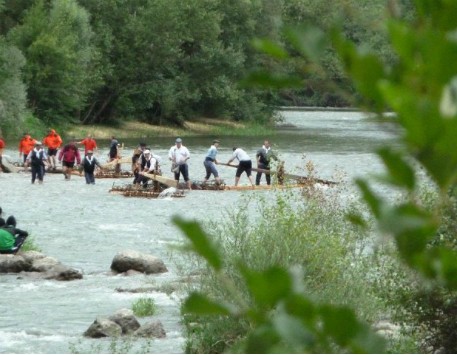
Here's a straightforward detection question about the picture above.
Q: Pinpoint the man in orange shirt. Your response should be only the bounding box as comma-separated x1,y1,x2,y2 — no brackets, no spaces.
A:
77,133,98,156
43,128,63,170
43,129,62,170
18,133,36,164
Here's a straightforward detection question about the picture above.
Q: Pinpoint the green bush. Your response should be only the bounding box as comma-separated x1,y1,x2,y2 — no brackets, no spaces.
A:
132,297,157,317
179,183,387,353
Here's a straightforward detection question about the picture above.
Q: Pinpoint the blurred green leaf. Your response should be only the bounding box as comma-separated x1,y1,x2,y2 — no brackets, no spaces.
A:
251,38,289,59
332,32,386,112
183,292,232,316
377,147,416,190
173,216,223,271
355,179,382,218
284,25,328,62
239,265,292,308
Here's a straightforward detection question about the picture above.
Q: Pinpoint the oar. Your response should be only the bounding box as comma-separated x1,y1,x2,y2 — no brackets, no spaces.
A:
219,163,337,186
140,171,178,188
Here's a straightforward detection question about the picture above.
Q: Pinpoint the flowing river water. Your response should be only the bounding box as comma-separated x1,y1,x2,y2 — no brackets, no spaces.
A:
0,110,400,354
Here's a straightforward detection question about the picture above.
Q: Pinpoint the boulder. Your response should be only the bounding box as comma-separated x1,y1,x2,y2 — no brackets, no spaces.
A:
83,318,122,338
108,308,141,335
0,251,82,281
0,254,32,273
30,256,60,272
134,321,166,338
110,250,168,275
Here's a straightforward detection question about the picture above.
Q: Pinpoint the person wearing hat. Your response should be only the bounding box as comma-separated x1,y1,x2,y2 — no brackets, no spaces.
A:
42,128,63,170
25,141,48,184
18,133,36,164
168,138,191,189
138,149,160,187
132,142,148,184
203,140,222,185
82,149,103,184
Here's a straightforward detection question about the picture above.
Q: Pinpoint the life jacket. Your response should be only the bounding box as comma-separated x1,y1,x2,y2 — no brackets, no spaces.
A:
30,149,45,167
83,155,98,173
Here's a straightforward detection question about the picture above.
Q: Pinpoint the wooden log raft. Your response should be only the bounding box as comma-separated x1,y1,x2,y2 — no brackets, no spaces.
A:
220,163,337,186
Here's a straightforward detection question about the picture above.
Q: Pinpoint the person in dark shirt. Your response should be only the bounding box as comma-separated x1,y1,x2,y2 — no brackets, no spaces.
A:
0,216,28,254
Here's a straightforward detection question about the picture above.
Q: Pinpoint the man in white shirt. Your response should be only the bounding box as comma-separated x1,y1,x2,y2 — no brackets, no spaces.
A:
168,138,191,189
227,147,254,187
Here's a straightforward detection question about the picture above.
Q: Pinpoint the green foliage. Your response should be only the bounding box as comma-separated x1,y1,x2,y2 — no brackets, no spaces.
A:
21,236,41,253
0,37,27,137
176,186,387,353
8,0,101,125
276,0,457,352
131,297,157,318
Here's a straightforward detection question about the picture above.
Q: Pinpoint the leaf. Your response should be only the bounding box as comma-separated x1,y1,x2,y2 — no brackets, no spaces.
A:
183,292,232,316
355,179,383,218
251,38,289,59
284,25,328,62
239,265,292,309
377,147,416,190
173,216,223,271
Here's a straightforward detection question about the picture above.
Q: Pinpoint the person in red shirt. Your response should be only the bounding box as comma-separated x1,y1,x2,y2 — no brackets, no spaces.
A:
42,128,63,170
0,137,5,169
18,133,36,164
77,133,98,156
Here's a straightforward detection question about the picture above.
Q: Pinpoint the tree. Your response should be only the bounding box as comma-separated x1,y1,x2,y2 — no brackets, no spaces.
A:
8,0,101,125
0,37,27,136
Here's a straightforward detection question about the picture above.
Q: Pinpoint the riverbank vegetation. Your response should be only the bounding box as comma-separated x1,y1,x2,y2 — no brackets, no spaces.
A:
175,0,457,353
0,0,409,138
178,183,395,353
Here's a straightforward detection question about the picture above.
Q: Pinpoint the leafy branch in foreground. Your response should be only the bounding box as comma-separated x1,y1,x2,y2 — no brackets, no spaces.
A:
173,216,385,354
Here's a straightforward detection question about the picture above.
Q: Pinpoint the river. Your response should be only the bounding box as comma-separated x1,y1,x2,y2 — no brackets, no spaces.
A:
0,110,400,354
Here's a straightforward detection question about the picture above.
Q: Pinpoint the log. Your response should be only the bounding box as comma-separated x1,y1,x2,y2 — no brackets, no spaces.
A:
219,163,337,185
101,156,131,169
140,172,178,188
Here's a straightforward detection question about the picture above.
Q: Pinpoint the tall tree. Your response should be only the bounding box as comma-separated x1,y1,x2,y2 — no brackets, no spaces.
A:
0,37,27,136
8,0,101,125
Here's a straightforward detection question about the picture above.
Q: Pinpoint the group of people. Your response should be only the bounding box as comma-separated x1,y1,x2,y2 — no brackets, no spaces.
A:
6,131,277,188
0,207,28,255
130,137,277,188
16,130,103,184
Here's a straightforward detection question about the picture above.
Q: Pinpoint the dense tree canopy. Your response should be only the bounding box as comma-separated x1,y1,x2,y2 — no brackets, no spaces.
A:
0,0,411,135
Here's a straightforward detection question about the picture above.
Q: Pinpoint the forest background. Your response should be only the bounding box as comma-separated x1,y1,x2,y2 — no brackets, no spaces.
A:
0,0,412,139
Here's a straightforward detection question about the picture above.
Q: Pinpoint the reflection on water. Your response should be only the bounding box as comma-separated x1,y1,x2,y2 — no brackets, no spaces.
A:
0,111,400,353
